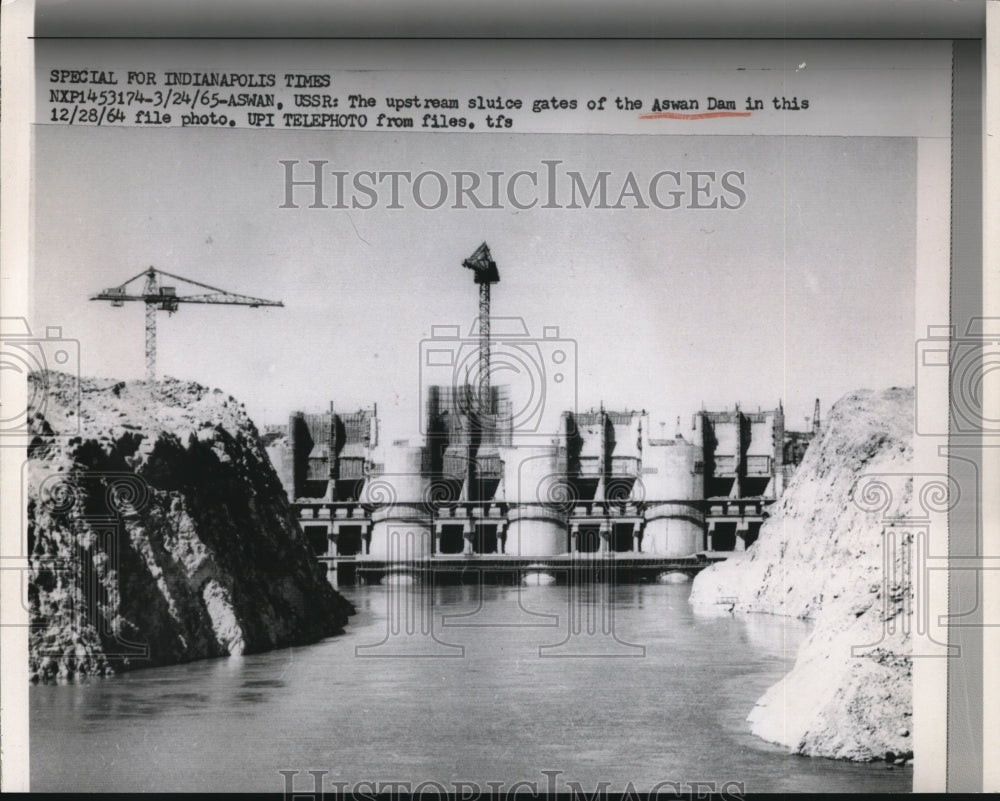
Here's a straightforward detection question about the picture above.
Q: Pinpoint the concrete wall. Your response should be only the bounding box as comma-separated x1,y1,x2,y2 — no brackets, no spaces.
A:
607,411,643,461
574,412,605,461
503,446,568,555
641,439,705,556
745,412,780,496
702,412,741,472
366,445,433,559
506,507,568,556
695,406,788,500
606,411,643,501
747,417,776,460
264,439,295,500
278,398,804,562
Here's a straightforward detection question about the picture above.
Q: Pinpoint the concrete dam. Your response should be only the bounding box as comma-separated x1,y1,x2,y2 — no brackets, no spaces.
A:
261,243,817,583
263,398,816,584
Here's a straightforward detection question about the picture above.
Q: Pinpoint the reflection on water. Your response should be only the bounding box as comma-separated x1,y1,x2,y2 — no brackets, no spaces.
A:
30,583,910,793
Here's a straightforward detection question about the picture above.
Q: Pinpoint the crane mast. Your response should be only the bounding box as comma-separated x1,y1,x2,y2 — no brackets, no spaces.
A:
143,268,160,381
478,281,490,414
91,265,283,380
462,242,500,422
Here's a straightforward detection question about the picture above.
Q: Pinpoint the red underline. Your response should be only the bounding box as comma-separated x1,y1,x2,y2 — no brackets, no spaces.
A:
638,111,753,120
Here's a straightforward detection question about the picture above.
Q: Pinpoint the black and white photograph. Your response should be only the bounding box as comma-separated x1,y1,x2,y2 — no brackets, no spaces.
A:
1,5,996,795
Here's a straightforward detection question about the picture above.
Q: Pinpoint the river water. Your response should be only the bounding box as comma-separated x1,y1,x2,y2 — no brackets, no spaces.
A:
30,582,910,793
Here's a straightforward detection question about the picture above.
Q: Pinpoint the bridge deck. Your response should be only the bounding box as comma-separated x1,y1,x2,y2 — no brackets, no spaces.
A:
321,552,731,584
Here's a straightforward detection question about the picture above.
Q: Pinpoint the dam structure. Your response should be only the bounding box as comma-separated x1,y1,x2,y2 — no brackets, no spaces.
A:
263,395,816,583
259,242,817,581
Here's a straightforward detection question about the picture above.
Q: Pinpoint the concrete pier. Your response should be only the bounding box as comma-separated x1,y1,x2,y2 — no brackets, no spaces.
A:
641,436,705,557
365,446,433,560
503,446,568,556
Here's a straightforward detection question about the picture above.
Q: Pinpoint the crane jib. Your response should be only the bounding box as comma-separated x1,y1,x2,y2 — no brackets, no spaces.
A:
90,265,283,379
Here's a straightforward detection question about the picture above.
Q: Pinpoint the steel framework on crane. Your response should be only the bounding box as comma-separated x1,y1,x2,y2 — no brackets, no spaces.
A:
90,266,283,380
461,242,499,419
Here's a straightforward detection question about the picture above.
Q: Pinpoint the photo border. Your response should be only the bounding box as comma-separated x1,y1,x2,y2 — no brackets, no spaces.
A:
1,0,996,793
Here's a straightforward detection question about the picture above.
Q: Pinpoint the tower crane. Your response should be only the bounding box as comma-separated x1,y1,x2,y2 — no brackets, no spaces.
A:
90,266,283,380
461,242,499,417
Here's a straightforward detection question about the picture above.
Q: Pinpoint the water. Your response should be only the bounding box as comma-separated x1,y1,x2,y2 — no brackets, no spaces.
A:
30,582,910,793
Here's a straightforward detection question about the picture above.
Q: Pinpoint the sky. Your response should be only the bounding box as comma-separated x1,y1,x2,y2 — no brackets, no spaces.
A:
32,126,917,442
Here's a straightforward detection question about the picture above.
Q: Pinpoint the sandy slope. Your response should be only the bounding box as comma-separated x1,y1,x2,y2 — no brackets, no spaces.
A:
690,388,914,761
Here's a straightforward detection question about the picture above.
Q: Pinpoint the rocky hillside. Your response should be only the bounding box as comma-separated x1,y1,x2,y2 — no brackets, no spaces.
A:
27,371,353,682
690,387,915,761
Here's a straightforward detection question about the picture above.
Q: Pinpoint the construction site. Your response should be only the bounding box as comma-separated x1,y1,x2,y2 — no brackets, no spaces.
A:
85,243,820,583
252,243,821,582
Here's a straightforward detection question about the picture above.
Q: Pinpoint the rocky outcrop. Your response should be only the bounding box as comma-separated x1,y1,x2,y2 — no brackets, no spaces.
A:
27,371,353,682
690,387,915,761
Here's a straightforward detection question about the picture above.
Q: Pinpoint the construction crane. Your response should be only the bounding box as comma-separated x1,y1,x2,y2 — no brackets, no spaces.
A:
90,266,283,380
461,242,499,417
